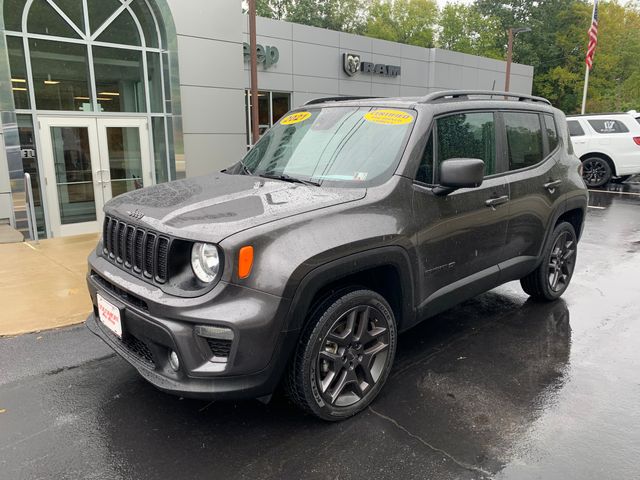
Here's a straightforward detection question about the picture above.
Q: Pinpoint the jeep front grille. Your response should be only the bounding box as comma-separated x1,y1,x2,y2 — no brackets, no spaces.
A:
102,215,170,284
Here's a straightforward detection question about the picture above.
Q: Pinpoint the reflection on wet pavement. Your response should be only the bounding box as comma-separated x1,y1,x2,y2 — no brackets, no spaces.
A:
1,183,639,479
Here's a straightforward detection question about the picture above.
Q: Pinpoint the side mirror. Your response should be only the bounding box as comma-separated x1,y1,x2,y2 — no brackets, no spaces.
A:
433,158,485,196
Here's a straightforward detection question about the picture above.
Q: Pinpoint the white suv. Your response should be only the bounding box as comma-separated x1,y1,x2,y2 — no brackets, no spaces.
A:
567,113,640,187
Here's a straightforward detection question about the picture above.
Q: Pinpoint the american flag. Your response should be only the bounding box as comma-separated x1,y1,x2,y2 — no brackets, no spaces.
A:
585,0,599,70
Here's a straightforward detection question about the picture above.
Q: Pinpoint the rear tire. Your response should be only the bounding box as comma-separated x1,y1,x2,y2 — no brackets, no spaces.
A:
521,222,577,301
581,156,612,188
285,288,397,421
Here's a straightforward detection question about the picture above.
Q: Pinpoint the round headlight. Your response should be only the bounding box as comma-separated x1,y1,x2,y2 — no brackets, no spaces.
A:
191,242,221,283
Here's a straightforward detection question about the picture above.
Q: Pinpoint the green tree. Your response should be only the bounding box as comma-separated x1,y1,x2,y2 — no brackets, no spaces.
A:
365,0,438,48
288,0,366,33
534,1,640,112
251,0,293,19
438,3,503,59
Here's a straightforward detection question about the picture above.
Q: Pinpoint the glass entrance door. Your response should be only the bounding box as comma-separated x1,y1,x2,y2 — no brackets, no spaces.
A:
40,117,151,237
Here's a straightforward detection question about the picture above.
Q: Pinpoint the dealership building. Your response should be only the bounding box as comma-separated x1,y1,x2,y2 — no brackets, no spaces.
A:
0,0,533,239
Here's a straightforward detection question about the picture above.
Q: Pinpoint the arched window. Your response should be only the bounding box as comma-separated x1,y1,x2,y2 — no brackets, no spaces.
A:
3,0,176,194
5,0,170,114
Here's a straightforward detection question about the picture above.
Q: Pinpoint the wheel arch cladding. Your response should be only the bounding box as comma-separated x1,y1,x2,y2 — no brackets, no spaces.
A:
285,247,415,333
555,208,585,240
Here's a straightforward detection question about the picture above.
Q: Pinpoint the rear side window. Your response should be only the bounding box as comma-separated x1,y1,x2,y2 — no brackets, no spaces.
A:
504,112,543,170
568,121,585,136
588,119,629,134
544,115,559,151
436,112,496,176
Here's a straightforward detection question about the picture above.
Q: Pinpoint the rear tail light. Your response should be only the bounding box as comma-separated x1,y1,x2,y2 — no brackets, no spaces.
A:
633,136,640,146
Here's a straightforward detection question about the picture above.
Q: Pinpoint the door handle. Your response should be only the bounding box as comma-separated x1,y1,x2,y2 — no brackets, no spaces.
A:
544,180,562,193
485,195,509,210
95,169,110,186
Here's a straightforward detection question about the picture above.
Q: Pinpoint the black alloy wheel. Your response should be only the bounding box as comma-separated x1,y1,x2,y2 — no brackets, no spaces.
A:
286,289,397,421
547,230,577,293
582,157,611,188
316,305,391,407
521,222,578,301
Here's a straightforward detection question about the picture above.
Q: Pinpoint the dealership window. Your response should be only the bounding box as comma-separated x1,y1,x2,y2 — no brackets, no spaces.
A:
17,114,46,237
3,0,177,207
245,90,291,147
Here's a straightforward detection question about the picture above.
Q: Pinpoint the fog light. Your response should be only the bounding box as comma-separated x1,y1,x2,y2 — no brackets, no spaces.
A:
168,350,180,371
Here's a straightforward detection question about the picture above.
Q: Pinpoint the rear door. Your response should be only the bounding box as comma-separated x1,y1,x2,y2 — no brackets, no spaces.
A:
412,110,509,318
500,111,565,280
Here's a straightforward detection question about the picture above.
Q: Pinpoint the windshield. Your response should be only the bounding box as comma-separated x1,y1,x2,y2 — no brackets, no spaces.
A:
233,106,416,187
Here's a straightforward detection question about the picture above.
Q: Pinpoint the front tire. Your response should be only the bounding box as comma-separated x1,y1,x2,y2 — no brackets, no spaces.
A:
286,289,397,421
582,156,612,188
521,222,578,301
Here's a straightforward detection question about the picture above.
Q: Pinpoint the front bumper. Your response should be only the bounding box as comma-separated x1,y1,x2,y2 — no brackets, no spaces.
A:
86,251,298,400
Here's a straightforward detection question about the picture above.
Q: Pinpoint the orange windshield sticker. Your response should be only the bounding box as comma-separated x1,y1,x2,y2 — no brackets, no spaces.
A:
364,109,414,125
280,111,312,125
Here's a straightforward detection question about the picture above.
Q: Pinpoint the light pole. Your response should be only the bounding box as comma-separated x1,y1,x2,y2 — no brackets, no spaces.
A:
504,27,531,92
248,0,260,145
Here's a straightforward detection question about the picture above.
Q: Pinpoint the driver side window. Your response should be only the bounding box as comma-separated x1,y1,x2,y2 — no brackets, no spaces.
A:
415,112,497,185
436,112,497,180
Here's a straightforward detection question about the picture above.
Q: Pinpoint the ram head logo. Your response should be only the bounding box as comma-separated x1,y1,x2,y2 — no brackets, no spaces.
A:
343,53,361,77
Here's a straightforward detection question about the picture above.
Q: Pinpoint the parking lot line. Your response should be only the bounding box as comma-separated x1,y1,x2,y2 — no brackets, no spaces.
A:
588,189,640,197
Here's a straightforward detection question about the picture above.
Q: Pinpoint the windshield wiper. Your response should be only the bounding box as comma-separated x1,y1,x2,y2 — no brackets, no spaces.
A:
238,159,253,176
259,173,321,187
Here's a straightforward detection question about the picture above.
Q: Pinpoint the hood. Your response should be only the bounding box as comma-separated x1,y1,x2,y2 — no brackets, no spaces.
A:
104,173,366,242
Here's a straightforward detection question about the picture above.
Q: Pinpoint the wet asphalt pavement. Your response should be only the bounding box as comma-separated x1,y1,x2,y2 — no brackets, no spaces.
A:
2,184,640,480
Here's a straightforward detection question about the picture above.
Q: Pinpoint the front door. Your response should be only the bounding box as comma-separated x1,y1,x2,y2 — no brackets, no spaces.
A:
40,117,151,237
412,110,510,321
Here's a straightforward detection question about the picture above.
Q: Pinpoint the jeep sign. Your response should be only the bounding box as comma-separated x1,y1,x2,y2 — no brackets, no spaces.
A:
343,53,401,78
243,42,280,68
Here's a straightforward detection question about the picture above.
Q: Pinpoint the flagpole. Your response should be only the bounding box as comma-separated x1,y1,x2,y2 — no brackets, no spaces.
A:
581,64,590,114
581,0,597,114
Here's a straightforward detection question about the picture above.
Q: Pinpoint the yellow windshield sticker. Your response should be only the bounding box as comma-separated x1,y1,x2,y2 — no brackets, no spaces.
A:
280,111,312,125
364,109,414,125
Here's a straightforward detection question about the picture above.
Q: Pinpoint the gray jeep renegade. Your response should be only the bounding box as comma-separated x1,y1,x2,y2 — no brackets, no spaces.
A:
86,90,588,421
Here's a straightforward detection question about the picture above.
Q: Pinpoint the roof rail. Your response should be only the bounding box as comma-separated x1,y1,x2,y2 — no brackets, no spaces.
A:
304,96,381,106
419,90,552,106
567,112,629,117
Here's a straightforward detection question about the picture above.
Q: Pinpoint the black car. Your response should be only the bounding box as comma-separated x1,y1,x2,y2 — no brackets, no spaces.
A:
86,90,588,421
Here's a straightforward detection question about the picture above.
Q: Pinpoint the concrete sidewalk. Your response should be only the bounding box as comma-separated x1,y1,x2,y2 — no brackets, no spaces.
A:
0,234,98,336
